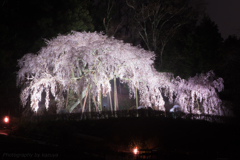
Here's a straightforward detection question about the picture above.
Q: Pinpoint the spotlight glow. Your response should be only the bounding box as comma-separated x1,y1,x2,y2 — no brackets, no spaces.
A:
133,148,138,154
4,116,9,123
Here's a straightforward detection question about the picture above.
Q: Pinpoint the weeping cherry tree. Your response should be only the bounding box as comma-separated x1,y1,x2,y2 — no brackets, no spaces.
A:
17,31,229,116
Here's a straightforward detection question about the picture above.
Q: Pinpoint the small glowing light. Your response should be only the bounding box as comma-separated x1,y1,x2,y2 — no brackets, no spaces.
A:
4,117,9,123
133,147,138,154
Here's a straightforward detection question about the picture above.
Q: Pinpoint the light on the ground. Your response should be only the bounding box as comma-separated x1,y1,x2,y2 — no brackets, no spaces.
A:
133,147,138,154
4,116,9,123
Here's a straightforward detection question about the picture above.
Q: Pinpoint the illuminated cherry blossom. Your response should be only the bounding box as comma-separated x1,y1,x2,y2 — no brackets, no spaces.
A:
17,31,227,116
173,71,226,115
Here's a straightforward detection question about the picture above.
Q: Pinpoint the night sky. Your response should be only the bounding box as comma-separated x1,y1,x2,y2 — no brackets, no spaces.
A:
206,0,240,39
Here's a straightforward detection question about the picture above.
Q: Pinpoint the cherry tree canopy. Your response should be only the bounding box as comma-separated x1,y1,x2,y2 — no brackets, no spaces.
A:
17,31,228,116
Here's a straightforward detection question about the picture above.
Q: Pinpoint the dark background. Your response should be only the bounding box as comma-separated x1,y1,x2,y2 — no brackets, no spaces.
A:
0,0,240,117
206,0,240,39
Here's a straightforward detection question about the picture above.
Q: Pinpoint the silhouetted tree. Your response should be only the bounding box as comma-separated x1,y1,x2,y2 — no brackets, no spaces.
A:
216,35,240,116
126,0,203,67
185,16,223,73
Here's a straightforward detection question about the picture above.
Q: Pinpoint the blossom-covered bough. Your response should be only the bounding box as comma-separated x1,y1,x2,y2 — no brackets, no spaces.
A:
174,71,227,115
17,31,230,116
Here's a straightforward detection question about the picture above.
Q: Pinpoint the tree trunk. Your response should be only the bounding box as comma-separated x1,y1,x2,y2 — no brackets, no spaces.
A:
89,85,91,112
109,91,113,113
159,43,165,66
135,87,138,109
65,84,70,109
93,95,98,112
82,84,89,115
98,87,102,112
69,99,80,113
114,76,118,111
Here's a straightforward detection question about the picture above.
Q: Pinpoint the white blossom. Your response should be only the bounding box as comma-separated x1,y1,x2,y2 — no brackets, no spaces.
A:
17,31,227,116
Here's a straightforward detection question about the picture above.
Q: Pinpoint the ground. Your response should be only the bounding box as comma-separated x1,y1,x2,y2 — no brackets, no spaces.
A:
1,116,240,159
